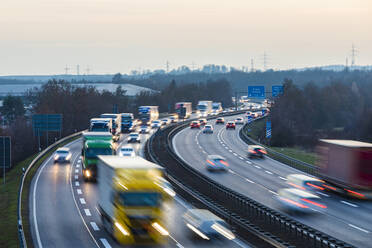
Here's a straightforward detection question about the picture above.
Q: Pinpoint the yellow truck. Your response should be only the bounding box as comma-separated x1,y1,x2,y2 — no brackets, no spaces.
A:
97,156,175,244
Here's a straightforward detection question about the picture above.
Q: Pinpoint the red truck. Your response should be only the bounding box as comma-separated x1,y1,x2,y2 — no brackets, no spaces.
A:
316,139,372,199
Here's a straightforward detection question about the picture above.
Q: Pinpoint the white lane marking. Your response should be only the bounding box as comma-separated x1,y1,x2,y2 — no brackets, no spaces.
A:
228,169,236,174
33,150,55,248
77,189,82,194
254,165,261,169
177,244,184,248
341,201,358,208
245,161,252,164
75,169,79,173
229,150,233,152
245,178,255,183
80,198,86,204
84,209,92,216
317,192,329,197
74,175,78,179
100,238,112,248
75,181,80,186
90,222,100,231
239,157,244,160
279,176,287,181
76,164,80,168
348,224,370,233
233,153,238,156
268,190,278,195
265,170,273,175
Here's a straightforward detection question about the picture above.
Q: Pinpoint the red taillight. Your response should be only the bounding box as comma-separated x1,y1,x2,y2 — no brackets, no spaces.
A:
207,160,215,166
345,189,365,198
306,182,324,190
259,149,267,154
301,198,327,209
288,182,306,190
219,160,229,166
281,197,308,208
323,184,337,191
249,150,257,154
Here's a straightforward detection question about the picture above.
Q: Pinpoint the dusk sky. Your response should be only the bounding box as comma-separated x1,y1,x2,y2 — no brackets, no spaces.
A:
1,0,371,75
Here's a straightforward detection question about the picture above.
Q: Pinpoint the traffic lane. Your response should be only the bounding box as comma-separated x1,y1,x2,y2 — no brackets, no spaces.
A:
73,136,245,248
30,138,99,248
219,119,372,233
174,118,372,247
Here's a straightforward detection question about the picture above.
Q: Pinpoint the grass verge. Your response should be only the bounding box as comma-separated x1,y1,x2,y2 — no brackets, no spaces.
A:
0,135,80,248
244,118,316,165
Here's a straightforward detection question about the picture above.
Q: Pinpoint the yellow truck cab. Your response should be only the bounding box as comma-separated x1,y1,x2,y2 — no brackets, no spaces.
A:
97,156,174,245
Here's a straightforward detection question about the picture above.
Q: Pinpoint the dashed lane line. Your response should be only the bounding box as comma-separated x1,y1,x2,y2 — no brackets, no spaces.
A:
341,201,358,208
84,209,92,216
348,224,370,233
265,170,273,175
90,222,100,231
100,238,112,248
79,198,86,204
77,189,82,194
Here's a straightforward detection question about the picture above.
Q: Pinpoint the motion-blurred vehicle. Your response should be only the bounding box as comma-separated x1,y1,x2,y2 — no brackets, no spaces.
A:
235,117,244,125
190,121,201,129
175,102,192,119
316,139,372,199
248,145,267,159
197,101,213,117
119,146,136,157
203,125,214,134
215,117,225,124
277,188,327,213
97,156,174,245
54,147,72,163
139,125,150,134
183,209,235,240
161,119,170,126
169,115,178,123
286,174,326,192
206,155,229,171
138,106,159,125
199,118,207,125
127,133,140,143
226,121,236,130
151,120,161,129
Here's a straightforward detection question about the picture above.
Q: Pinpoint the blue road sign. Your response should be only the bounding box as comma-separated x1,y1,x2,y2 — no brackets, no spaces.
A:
0,136,11,169
262,109,266,116
266,120,272,138
272,85,284,97
247,116,253,123
248,86,265,98
32,114,62,135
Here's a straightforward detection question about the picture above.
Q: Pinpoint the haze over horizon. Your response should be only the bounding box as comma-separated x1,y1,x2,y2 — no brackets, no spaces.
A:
1,0,371,75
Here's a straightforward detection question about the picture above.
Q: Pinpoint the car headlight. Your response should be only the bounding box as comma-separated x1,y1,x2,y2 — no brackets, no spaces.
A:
54,155,59,160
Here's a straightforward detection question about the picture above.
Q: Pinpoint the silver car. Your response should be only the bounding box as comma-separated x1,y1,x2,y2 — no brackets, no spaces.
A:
54,147,72,163
277,188,327,213
206,155,228,171
203,125,214,134
183,209,235,240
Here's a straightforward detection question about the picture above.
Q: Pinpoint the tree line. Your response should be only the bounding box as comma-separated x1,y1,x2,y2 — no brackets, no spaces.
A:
267,79,372,148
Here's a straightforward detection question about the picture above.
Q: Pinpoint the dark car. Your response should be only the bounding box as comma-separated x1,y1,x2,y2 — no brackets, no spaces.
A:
248,145,267,158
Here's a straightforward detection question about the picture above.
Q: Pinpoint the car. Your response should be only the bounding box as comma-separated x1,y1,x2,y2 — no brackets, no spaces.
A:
235,117,244,125
161,119,170,125
203,125,214,134
119,146,136,157
127,133,140,143
215,117,225,124
183,209,235,240
206,155,229,171
151,120,161,129
226,121,236,129
169,116,178,123
286,174,326,192
248,145,267,158
54,147,72,163
139,125,150,134
199,119,207,126
276,188,327,213
190,121,201,129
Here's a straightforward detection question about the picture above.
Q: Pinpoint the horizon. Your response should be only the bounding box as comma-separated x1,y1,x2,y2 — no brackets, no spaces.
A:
1,0,371,75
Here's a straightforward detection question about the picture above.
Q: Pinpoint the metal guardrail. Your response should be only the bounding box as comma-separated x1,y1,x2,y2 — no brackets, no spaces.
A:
145,113,355,248
239,117,318,176
17,131,84,248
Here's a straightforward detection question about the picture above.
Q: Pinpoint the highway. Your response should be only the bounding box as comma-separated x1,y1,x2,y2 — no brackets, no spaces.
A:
173,113,372,248
29,126,249,248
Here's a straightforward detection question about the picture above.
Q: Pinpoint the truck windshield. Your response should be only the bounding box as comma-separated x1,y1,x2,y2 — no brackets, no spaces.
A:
85,148,112,158
118,192,161,207
91,123,108,131
198,105,206,110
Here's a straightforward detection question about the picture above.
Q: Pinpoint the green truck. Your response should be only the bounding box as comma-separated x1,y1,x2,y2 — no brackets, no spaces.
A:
82,132,114,181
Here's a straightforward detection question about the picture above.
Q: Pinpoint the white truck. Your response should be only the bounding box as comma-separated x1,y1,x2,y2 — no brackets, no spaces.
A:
211,102,223,115
100,113,121,134
90,118,112,133
197,101,213,117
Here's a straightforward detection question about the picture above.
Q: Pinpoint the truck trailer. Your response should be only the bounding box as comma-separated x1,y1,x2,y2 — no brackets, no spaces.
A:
316,139,372,199
120,113,135,133
175,102,192,119
197,101,213,117
138,106,159,125
211,102,223,115
97,156,174,244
